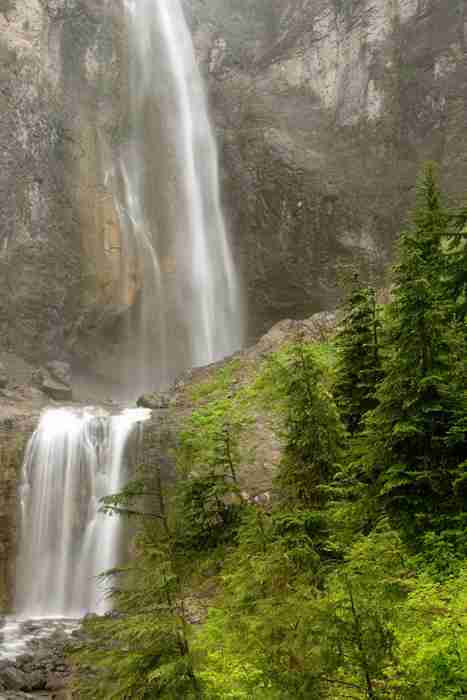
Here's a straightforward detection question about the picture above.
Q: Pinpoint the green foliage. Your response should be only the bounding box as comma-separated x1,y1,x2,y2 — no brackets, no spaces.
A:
73,163,467,700
175,397,247,550
334,281,382,433
73,463,203,699
360,164,467,546
197,520,409,700
188,359,242,403
259,337,345,507
446,205,467,325
73,528,202,699
175,471,243,551
195,505,329,699
392,569,467,699
177,397,246,478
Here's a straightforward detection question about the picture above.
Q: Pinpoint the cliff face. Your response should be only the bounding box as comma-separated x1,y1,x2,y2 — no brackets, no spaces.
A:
0,415,30,610
0,0,466,366
0,0,135,377
190,0,467,338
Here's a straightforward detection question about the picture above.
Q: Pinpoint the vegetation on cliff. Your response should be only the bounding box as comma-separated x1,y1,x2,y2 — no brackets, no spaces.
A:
73,165,467,698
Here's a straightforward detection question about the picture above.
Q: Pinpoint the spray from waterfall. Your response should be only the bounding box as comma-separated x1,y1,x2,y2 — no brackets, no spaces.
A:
15,408,149,619
116,0,243,398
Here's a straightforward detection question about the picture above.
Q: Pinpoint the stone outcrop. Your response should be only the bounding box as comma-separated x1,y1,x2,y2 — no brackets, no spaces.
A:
140,311,337,496
32,362,72,401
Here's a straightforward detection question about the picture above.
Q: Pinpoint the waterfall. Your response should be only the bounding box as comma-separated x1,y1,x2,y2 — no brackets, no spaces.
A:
12,0,241,628
115,0,243,397
15,408,150,619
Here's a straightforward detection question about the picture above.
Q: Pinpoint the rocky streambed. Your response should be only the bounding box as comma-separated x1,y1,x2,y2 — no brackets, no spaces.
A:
0,618,80,699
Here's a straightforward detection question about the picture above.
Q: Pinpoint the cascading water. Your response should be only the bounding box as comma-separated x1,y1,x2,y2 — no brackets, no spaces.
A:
15,408,149,619
4,0,243,658
115,0,243,397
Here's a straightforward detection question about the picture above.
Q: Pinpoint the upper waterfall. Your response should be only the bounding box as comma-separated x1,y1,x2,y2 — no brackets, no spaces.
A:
114,0,243,398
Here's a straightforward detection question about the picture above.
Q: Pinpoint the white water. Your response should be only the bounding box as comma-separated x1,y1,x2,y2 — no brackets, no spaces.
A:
15,408,150,619
0,618,77,660
8,1,242,651
116,0,243,397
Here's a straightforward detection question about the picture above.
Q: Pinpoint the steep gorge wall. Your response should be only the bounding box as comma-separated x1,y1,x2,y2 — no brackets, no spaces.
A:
0,0,137,377
190,0,467,338
0,0,466,368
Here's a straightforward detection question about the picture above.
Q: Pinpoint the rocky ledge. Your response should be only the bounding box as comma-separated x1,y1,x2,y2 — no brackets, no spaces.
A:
0,619,81,700
138,311,337,495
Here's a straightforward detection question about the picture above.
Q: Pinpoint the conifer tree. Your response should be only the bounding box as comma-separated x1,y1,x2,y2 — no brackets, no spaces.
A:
334,279,382,434
264,334,345,508
175,401,244,550
362,164,467,544
446,205,467,328
73,466,202,700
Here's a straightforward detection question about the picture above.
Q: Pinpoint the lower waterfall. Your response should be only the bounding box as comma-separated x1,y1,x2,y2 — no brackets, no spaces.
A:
15,407,150,619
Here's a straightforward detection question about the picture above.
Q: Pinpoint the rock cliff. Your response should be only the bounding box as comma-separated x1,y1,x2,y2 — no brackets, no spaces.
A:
0,0,466,368
0,0,135,383
190,0,467,337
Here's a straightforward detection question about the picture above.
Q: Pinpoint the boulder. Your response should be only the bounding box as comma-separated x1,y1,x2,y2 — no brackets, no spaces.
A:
46,362,72,388
40,376,72,402
137,392,169,410
46,672,67,691
33,367,72,402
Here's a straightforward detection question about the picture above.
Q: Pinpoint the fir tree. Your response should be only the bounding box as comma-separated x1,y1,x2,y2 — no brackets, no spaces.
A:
175,400,245,551
362,164,467,546
73,466,202,700
264,334,345,508
334,279,382,434
446,204,467,325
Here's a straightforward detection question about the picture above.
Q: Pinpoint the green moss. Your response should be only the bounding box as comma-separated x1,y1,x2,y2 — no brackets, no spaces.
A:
309,341,337,369
188,358,243,402
0,433,27,475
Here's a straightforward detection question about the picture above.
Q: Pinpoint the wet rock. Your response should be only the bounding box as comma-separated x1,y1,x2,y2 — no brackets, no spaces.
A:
22,670,45,692
0,364,7,389
137,392,169,410
40,377,72,401
33,368,72,402
46,672,67,691
0,667,28,691
51,691,73,700
46,362,72,388
13,656,33,671
0,618,79,699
